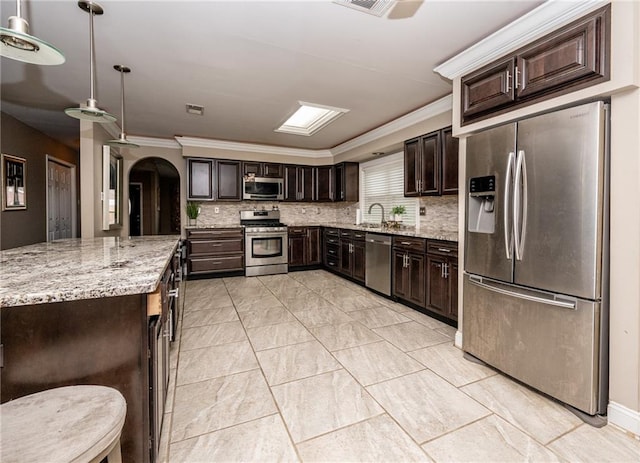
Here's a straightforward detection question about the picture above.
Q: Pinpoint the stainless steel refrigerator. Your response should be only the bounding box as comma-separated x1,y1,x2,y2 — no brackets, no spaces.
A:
463,100,609,417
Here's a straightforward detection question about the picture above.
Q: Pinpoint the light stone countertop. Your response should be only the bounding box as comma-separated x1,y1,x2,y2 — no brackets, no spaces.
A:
286,222,458,242
0,236,180,308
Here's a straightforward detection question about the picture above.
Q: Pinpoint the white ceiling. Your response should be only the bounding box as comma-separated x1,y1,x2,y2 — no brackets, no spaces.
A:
0,0,543,151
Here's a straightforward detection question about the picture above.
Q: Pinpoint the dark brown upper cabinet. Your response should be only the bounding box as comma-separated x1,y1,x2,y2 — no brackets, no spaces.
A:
334,162,359,202
242,161,283,178
461,5,610,124
314,166,334,202
404,126,458,197
187,158,214,200
215,160,242,201
284,165,314,202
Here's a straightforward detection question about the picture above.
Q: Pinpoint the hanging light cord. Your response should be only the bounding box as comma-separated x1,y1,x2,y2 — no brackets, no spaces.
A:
88,3,95,102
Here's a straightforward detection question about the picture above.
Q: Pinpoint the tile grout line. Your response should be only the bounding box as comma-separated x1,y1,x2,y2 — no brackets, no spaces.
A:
225,275,306,463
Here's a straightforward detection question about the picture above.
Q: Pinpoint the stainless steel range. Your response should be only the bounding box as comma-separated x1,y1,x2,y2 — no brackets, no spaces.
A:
241,210,288,276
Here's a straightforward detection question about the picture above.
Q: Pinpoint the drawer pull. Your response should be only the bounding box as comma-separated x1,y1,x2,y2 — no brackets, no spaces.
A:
212,244,222,247
400,241,412,245
437,247,452,253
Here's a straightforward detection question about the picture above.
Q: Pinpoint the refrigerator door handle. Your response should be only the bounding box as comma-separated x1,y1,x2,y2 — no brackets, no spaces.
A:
513,149,527,261
504,151,515,260
519,150,528,259
468,275,577,310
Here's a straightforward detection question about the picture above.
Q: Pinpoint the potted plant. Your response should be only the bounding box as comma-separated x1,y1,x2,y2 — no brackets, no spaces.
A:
186,201,200,227
391,205,406,222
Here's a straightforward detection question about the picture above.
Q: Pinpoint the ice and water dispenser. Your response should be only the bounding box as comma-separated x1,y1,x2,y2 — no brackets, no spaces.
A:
468,175,496,234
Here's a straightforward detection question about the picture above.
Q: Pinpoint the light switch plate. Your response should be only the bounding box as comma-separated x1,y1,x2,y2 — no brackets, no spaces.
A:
419,207,426,216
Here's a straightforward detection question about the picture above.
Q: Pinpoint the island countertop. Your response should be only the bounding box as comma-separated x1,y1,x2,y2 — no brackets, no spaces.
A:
0,236,180,308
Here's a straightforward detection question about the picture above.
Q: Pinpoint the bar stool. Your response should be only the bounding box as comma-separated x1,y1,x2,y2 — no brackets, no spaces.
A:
0,385,126,463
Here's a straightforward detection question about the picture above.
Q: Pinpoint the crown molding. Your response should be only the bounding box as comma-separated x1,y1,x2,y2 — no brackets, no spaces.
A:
169,94,452,159
434,0,609,80
175,136,333,159
127,136,181,149
331,94,453,155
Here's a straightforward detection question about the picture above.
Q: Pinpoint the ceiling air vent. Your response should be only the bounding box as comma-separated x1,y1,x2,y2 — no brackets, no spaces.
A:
333,0,395,17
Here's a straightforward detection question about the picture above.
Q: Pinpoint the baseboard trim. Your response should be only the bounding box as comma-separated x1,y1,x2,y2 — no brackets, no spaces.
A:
608,401,640,437
454,330,463,349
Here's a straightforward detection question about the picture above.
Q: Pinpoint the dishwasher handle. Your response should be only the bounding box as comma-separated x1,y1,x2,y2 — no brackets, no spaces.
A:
365,233,391,245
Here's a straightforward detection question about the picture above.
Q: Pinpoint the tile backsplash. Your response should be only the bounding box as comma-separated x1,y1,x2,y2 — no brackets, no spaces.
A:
192,197,458,232
418,195,458,234
195,201,359,227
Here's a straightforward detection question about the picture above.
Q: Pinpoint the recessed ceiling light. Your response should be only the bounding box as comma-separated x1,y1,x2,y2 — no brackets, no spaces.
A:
186,104,204,116
276,102,349,137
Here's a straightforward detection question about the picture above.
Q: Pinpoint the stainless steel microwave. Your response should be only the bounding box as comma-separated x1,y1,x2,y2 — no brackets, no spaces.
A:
243,176,284,200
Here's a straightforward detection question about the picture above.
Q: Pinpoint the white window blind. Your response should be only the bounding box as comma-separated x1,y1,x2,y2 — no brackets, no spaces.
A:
361,152,416,226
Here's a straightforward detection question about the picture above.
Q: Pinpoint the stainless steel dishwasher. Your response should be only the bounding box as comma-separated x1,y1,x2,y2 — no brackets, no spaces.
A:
365,233,392,296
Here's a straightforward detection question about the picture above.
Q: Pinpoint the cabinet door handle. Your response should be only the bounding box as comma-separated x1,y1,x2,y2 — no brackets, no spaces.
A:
437,248,451,253
168,288,179,298
506,69,512,92
514,66,520,89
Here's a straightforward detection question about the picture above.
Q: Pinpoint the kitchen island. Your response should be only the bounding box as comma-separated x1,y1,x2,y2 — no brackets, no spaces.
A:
0,236,180,463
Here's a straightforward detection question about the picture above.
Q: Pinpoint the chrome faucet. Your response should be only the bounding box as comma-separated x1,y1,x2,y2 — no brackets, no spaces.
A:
368,203,386,226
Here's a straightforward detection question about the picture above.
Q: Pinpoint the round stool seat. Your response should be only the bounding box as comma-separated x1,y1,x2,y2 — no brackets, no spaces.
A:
0,385,126,463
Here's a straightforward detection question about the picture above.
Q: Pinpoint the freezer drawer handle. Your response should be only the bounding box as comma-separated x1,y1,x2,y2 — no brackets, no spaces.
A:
468,276,576,310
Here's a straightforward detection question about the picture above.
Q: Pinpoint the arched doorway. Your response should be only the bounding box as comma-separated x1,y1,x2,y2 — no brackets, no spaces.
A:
129,157,180,236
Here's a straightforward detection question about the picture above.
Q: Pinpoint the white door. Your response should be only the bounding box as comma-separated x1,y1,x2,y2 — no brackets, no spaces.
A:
47,160,74,241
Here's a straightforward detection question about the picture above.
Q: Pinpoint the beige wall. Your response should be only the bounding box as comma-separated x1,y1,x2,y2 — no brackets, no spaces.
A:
1,112,79,250
451,0,640,431
80,123,185,239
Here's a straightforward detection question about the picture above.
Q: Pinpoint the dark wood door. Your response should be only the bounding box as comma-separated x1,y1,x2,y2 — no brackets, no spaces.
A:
187,158,214,200
407,253,426,307
449,260,458,321
392,250,408,299
263,163,283,178
332,163,359,202
461,57,516,120
404,138,420,196
284,165,298,201
441,127,459,195
314,166,333,202
339,239,352,276
419,132,440,196
307,227,321,265
516,8,609,101
299,166,314,201
288,234,306,267
216,160,241,200
426,254,448,315
352,240,366,282
242,161,262,177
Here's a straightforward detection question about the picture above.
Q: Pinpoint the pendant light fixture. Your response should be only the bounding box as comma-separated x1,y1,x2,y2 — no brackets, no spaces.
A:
65,1,116,123
106,65,139,148
0,0,65,65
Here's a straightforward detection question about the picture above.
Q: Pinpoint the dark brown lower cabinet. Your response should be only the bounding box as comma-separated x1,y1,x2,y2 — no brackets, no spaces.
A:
288,226,321,268
426,240,459,321
392,249,426,307
337,230,365,283
186,228,244,276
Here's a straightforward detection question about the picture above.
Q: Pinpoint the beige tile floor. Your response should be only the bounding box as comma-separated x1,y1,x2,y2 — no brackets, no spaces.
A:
159,270,640,462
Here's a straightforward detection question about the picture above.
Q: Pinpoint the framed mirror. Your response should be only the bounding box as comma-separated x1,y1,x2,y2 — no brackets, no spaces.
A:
2,154,27,211
102,145,123,230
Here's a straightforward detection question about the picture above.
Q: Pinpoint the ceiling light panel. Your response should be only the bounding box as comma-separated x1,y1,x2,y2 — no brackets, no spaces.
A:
276,102,349,137
333,0,395,17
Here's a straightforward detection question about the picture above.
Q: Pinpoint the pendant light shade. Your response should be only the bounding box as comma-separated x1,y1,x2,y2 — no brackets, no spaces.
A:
65,1,115,123
106,65,139,148
0,0,65,65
